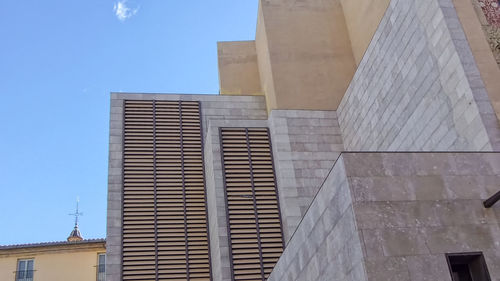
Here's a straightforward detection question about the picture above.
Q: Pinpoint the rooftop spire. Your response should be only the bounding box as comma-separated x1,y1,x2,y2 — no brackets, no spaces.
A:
67,197,84,242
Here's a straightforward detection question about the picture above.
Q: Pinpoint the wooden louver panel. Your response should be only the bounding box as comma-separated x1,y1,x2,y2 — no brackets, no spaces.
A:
220,128,284,281
123,100,211,281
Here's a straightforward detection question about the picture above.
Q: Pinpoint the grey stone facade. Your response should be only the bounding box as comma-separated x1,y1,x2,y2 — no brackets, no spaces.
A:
267,152,500,281
108,96,500,281
202,111,345,279
268,110,344,243
107,93,348,280
204,123,228,281
266,156,367,281
106,96,124,281
106,93,268,281
338,0,500,151
348,153,500,281
106,1,500,280
204,119,270,281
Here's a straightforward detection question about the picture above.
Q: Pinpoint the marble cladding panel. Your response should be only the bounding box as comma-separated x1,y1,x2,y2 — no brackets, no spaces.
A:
266,156,367,281
268,109,344,243
337,0,500,151
266,152,500,281
343,152,500,281
204,126,228,281
106,95,124,281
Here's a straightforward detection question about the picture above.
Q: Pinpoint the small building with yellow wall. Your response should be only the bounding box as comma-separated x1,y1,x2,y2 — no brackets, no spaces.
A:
0,239,106,281
0,222,105,281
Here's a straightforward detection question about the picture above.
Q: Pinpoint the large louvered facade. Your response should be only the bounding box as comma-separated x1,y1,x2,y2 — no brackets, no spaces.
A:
220,128,284,281
122,100,211,281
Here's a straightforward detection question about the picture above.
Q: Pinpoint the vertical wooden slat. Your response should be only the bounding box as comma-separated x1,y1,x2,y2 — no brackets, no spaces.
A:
220,128,284,281
123,100,211,281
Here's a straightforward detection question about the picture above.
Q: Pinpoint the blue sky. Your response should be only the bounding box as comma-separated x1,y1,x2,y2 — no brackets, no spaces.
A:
0,0,258,245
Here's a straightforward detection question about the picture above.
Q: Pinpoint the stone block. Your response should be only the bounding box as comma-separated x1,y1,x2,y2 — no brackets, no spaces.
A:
424,225,499,253
378,227,431,256
406,254,452,281
364,256,411,281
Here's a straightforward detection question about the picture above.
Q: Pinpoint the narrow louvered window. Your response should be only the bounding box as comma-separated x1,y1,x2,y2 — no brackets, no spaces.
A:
220,128,284,281
122,100,211,281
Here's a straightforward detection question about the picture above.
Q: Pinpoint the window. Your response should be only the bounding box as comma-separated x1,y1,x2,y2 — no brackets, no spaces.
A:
447,252,492,281
16,259,34,281
97,254,105,281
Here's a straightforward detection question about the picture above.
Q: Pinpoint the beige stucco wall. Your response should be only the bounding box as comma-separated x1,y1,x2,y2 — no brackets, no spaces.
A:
255,0,356,111
0,248,104,281
256,1,278,112
219,0,500,121
222,0,392,110
453,0,500,121
340,0,391,65
218,41,263,96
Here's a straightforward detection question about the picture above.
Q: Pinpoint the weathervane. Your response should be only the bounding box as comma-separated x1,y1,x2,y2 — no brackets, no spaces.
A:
69,197,84,227
67,197,84,242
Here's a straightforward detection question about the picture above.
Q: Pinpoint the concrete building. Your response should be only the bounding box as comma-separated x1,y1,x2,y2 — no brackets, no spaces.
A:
107,0,500,280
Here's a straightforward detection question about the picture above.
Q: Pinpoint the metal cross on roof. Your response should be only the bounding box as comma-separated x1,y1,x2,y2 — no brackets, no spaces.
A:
69,197,83,227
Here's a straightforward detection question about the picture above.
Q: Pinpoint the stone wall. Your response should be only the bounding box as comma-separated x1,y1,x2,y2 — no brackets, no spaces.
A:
338,0,500,151
203,119,269,281
203,110,345,279
345,152,500,281
106,93,268,281
268,110,344,243
106,95,125,281
267,152,500,281
203,125,228,281
266,157,367,281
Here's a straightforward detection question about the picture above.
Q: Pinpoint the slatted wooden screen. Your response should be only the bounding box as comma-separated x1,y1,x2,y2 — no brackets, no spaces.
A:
220,128,284,281
122,100,211,281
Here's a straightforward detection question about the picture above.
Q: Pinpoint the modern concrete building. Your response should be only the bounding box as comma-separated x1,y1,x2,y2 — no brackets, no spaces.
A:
107,0,500,280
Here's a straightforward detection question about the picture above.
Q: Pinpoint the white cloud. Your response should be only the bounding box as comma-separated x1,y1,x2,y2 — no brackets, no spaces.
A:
113,1,139,21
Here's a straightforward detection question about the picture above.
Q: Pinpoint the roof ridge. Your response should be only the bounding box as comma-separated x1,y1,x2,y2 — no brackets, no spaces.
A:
0,238,105,250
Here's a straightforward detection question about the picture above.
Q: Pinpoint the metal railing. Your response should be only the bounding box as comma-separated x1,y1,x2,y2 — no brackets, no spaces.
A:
97,264,105,281
15,270,34,281
97,271,106,281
